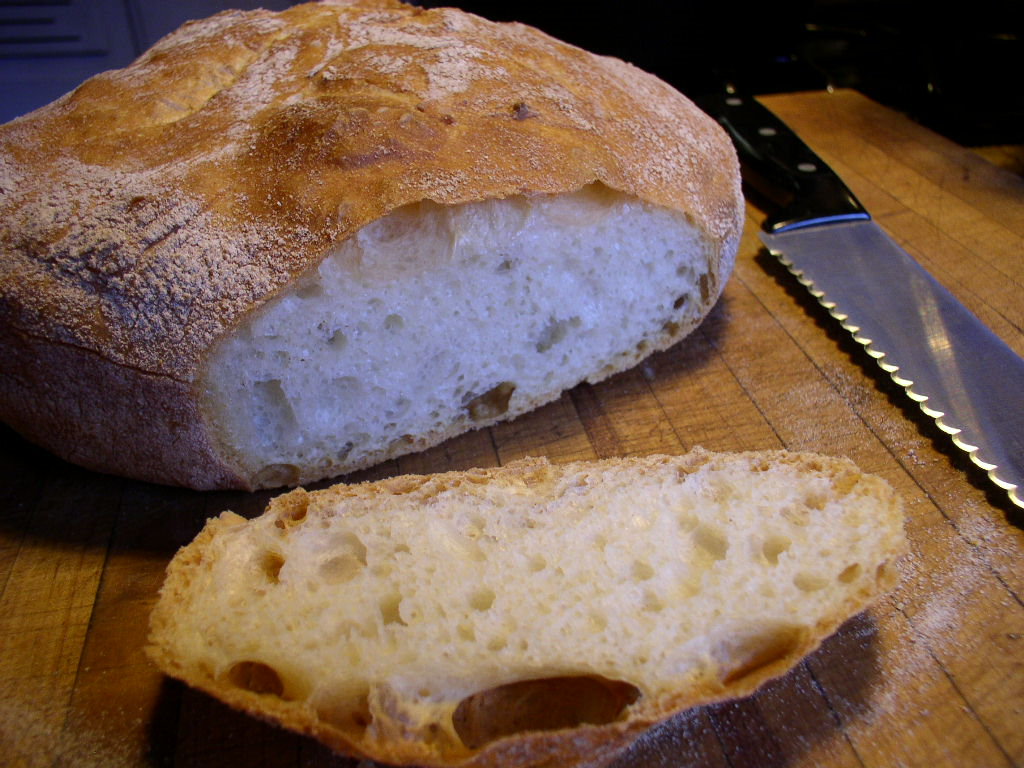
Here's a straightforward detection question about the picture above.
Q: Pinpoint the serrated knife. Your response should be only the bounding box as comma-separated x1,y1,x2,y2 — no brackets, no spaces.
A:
695,91,1024,508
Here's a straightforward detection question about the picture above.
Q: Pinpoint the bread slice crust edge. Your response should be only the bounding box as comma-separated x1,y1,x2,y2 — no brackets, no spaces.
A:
147,448,906,767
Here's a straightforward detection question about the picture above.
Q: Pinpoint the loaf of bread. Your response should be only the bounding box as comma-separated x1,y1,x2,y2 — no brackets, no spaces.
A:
147,449,905,767
0,0,742,490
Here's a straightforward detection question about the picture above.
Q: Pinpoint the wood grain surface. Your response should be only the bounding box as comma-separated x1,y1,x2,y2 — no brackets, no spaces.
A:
1,89,1022,768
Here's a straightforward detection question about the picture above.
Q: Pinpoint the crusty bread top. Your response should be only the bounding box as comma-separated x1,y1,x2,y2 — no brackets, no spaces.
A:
0,0,742,382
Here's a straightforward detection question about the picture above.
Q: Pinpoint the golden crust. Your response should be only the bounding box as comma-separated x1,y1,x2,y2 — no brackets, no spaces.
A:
0,0,742,488
0,322,243,487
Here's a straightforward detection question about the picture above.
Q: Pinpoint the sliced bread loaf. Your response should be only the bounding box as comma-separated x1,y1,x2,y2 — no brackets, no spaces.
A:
147,449,905,766
0,0,742,490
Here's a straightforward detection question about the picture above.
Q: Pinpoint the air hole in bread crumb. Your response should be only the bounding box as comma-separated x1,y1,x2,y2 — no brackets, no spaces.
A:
692,525,728,561
466,512,486,534
320,554,364,584
719,626,802,685
528,554,546,572
384,313,404,331
676,578,702,600
642,591,663,612
838,563,861,583
380,593,405,626
259,551,285,583
452,676,640,750
676,513,698,531
226,661,285,697
253,463,300,487
465,382,516,422
316,691,372,734
487,637,508,652
458,623,476,642
762,535,791,565
876,562,891,582
631,560,655,581
804,489,827,510
535,316,581,352
320,533,368,584
274,493,309,528
327,329,347,349
794,573,829,592
469,587,496,612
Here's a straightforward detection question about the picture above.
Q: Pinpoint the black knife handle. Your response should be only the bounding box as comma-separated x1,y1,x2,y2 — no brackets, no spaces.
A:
694,91,870,233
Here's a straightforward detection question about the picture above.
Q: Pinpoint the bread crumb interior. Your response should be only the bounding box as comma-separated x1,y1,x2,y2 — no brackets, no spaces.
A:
160,454,902,754
202,186,712,486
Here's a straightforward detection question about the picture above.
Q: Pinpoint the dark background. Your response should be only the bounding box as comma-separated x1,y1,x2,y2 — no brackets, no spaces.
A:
1,0,1021,146
419,0,1022,147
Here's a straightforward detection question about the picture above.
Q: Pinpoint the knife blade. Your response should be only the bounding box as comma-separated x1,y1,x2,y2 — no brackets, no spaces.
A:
695,90,1024,508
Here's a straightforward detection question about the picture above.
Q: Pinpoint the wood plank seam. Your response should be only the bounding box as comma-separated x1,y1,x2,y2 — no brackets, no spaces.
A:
485,425,501,467
705,709,741,768
692,326,786,450
801,660,868,768
58,495,121,740
910,614,1018,767
568,383,626,459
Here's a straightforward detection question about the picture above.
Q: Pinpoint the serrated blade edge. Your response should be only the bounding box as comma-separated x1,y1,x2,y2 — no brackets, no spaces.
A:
762,221,1024,509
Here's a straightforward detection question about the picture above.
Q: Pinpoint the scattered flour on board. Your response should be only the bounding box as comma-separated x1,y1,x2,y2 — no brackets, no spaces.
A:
0,693,139,768
843,534,1013,743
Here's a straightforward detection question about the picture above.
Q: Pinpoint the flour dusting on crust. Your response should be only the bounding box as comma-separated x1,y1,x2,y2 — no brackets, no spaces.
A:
0,0,740,380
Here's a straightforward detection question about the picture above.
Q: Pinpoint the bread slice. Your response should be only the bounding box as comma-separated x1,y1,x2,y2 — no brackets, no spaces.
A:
0,0,743,490
147,448,905,767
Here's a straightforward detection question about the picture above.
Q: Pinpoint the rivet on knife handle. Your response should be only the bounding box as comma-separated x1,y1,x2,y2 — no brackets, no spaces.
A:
695,91,869,232
695,90,1024,509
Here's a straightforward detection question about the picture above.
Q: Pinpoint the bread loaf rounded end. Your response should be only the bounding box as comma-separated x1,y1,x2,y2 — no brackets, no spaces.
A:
0,1,742,489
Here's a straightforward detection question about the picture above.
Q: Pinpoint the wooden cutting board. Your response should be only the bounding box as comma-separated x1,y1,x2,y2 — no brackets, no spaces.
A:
1,89,1022,768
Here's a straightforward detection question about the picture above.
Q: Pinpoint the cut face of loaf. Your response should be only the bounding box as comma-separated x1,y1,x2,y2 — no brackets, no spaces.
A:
147,449,906,768
0,0,745,490
204,185,720,488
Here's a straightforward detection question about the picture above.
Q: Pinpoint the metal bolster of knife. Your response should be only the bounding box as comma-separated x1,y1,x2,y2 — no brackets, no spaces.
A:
695,92,870,233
